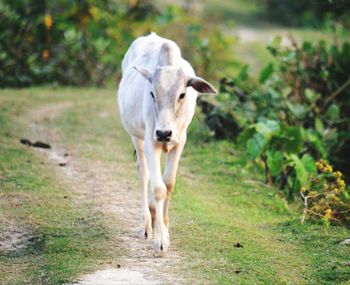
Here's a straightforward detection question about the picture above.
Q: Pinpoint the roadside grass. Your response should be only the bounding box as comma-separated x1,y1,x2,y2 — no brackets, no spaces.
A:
174,122,350,284
0,89,124,284
1,88,349,284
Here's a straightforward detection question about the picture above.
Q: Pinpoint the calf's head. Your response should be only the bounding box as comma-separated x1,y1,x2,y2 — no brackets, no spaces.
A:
134,65,217,144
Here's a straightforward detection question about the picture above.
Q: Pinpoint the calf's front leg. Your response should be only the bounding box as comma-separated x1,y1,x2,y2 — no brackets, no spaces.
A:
162,135,186,229
145,137,169,255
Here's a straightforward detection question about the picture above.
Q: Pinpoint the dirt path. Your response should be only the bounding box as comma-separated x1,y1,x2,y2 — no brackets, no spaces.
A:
26,103,187,285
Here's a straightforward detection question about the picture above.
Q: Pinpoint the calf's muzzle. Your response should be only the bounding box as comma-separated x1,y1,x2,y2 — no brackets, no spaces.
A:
156,130,172,142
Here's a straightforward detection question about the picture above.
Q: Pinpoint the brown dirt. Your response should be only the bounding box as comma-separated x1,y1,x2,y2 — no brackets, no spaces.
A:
0,219,36,253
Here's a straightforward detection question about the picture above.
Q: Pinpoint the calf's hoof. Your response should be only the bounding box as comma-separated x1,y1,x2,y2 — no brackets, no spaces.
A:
137,227,153,240
137,211,153,239
153,227,170,257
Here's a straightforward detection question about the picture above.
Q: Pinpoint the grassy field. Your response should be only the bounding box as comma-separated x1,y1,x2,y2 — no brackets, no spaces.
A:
0,88,349,284
0,88,125,284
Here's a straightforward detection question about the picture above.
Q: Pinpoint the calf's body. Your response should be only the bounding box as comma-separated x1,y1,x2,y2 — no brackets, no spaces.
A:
118,33,216,255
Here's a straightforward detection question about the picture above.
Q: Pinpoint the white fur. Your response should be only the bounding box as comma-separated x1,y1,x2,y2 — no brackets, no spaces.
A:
118,33,216,255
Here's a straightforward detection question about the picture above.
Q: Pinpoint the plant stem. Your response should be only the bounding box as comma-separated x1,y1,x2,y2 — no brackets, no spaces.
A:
323,77,350,109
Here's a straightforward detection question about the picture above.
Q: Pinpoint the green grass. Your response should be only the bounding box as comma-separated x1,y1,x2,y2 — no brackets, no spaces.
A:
0,88,124,284
1,88,349,284
172,131,350,284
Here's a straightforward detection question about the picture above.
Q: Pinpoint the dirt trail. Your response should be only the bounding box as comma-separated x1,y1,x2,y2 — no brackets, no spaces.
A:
27,103,187,285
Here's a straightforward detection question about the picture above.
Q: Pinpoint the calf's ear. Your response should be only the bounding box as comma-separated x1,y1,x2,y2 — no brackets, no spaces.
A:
187,77,217,95
133,66,153,82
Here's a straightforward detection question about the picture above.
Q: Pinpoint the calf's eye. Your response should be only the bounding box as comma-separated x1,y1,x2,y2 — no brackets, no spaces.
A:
179,93,186,99
150,92,155,99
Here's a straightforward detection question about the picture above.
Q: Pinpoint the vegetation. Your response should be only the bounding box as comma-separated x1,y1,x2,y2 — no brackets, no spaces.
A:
201,35,350,224
1,88,349,284
196,0,350,225
0,0,236,87
0,89,124,284
301,159,349,226
1,0,350,283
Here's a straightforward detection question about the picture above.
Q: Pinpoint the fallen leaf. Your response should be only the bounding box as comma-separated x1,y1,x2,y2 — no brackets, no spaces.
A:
20,138,32,146
32,141,51,149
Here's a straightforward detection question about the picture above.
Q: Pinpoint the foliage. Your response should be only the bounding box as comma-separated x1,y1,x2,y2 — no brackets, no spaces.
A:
1,0,119,86
0,0,236,87
201,36,350,202
2,87,350,284
259,0,350,29
301,159,350,226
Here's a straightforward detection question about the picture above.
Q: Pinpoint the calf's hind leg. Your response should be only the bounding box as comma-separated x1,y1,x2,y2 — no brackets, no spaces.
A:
132,136,152,239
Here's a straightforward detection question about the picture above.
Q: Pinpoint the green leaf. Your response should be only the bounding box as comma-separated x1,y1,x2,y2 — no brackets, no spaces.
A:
315,117,324,135
304,88,320,103
325,104,340,121
254,120,280,140
237,65,249,82
266,150,284,176
301,154,316,174
237,126,255,146
259,63,274,83
277,126,305,154
247,133,266,159
305,130,327,158
286,101,308,119
284,51,296,61
289,154,316,187
282,87,292,98
290,154,308,187
268,88,281,99
270,36,282,48
323,128,338,145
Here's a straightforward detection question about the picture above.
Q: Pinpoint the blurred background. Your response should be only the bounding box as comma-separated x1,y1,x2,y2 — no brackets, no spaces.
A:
1,0,350,224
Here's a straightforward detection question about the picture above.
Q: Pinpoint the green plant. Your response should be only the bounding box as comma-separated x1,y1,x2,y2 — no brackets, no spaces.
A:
200,35,350,200
0,0,237,87
301,159,350,226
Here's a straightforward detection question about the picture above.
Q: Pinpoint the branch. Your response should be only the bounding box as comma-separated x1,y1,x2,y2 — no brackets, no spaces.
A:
300,192,309,224
323,77,350,110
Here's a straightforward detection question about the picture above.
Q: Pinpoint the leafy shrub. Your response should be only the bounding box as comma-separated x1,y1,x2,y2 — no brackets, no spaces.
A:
201,35,350,199
301,159,350,226
0,0,236,87
0,0,129,86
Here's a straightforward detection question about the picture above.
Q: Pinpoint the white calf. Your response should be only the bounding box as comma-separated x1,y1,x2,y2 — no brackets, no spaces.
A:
118,33,216,255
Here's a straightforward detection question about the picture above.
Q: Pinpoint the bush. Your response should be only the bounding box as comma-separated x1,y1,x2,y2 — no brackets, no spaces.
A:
200,35,350,201
301,159,350,226
0,0,237,87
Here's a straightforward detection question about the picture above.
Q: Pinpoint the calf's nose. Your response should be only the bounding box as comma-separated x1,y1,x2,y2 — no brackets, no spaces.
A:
156,130,172,142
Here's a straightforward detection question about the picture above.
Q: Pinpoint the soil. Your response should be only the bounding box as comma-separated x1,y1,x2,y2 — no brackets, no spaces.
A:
0,219,35,252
